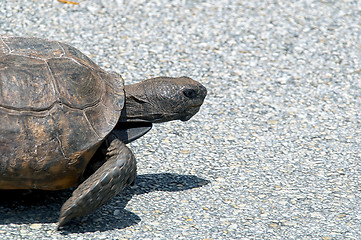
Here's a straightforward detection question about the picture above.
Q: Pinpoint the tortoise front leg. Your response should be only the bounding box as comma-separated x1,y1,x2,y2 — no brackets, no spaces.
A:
57,139,136,229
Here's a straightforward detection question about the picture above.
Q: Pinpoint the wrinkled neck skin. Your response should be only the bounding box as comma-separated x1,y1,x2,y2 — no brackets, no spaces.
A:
120,81,166,123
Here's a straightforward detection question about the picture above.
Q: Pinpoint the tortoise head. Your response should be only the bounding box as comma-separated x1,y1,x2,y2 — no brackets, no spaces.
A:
121,76,207,123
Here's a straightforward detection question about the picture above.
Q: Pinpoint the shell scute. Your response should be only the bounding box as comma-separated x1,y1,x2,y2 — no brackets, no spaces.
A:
1,36,64,59
0,54,56,109
47,57,103,109
59,42,101,71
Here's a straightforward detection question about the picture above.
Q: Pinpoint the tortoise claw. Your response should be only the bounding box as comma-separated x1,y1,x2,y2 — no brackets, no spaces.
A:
57,140,136,228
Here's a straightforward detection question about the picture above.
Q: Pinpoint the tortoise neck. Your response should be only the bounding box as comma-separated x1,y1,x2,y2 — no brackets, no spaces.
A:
121,82,162,123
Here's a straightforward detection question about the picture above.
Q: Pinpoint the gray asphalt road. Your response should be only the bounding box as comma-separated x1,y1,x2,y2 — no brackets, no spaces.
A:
1,0,361,239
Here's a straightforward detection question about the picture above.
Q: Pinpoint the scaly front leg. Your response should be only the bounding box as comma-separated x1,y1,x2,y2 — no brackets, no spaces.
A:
57,139,136,228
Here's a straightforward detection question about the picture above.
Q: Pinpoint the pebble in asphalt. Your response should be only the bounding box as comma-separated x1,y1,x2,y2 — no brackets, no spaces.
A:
0,0,361,239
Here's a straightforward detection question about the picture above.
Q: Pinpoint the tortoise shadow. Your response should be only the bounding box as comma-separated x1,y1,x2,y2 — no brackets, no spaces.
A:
0,173,210,233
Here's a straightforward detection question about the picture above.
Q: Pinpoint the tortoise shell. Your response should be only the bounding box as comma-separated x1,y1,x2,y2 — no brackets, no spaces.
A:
0,36,124,190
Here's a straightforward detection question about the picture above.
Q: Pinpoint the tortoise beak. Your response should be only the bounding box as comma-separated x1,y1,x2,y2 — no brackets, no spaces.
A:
180,104,202,121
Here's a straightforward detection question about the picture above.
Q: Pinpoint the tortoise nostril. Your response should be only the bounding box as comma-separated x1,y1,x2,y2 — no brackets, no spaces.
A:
183,89,198,99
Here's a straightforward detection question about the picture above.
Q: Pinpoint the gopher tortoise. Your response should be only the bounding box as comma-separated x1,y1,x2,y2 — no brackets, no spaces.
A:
0,36,207,228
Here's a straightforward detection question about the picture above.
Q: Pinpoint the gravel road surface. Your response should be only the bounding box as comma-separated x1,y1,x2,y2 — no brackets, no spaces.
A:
1,0,361,239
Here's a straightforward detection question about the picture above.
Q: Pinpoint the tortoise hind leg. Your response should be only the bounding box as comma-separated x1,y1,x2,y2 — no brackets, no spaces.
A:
57,139,136,229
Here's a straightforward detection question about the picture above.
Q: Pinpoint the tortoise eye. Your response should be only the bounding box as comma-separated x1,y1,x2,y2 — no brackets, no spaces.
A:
183,89,198,99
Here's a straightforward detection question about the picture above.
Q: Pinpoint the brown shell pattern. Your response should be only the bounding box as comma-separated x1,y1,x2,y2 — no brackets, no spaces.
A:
0,36,124,190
